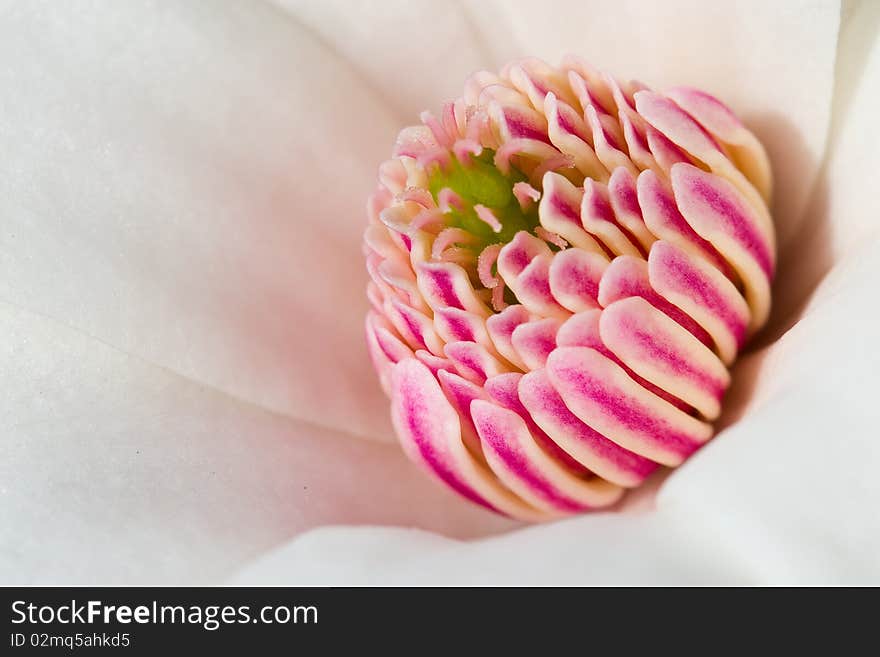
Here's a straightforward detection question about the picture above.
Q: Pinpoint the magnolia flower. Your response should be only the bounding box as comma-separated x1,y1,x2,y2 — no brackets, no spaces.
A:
3,0,880,584
365,58,774,519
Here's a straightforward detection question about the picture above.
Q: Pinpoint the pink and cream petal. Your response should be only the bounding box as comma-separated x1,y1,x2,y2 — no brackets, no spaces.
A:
471,400,623,514
599,297,730,420
671,163,774,332
517,369,658,487
538,172,608,254
546,347,712,467
510,318,563,370
648,240,750,365
390,359,545,521
547,247,606,312
486,305,533,370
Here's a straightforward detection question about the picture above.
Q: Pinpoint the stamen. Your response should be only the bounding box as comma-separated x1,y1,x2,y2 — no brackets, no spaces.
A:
513,181,541,210
474,204,503,233
536,226,568,249
437,188,465,214
491,284,509,311
432,227,480,259
529,153,575,186
453,138,483,163
477,243,504,289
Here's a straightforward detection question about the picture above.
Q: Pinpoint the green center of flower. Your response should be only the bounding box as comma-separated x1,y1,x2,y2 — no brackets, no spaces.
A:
427,149,539,243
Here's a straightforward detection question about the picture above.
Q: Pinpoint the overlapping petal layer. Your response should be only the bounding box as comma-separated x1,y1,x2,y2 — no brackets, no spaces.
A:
364,57,774,520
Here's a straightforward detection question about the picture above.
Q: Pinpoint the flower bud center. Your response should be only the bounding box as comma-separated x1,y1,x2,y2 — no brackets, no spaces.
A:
427,150,539,244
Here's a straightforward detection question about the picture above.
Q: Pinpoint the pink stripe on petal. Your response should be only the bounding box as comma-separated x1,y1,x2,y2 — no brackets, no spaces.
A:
671,164,774,331
437,369,488,460
608,167,656,252
415,349,453,375
511,318,562,369
637,169,734,280
634,90,722,161
486,305,532,370
547,247,606,312
664,87,772,201
444,340,509,384
390,359,543,520
598,255,714,348
518,369,658,487
581,179,642,258
415,261,492,317
472,400,622,513
648,240,750,365
483,372,592,477
497,231,553,282
538,172,607,254
547,347,712,466
510,253,570,319
599,297,730,420
555,310,692,412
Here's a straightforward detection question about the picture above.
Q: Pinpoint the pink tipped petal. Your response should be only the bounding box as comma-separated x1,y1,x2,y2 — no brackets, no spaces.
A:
508,252,570,319
598,255,714,347
648,240,750,365
433,306,493,351
494,138,563,176
546,347,712,466
645,124,692,171
386,298,445,356
511,318,563,370
436,369,488,460
664,87,772,201
562,57,616,115
485,305,532,370
599,297,730,420
483,372,592,477
496,231,554,281
555,309,692,412
415,261,492,317
608,167,656,252
581,179,643,257
545,92,607,179
637,169,734,279
671,163,774,332
518,369,657,487
471,400,623,514
634,90,722,163
444,340,510,384
585,104,638,177
555,309,604,349
489,102,551,144
414,349,453,376
538,172,608,254
547,247,606,312
390,359,544,520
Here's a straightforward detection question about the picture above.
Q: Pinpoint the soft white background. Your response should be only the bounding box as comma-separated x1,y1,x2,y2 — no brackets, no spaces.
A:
1,0,877,584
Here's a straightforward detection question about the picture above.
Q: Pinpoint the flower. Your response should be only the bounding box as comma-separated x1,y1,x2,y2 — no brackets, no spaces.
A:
364,57,775,520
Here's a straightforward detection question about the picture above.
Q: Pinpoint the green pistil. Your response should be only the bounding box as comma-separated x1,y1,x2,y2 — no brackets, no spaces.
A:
427,149,539,244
